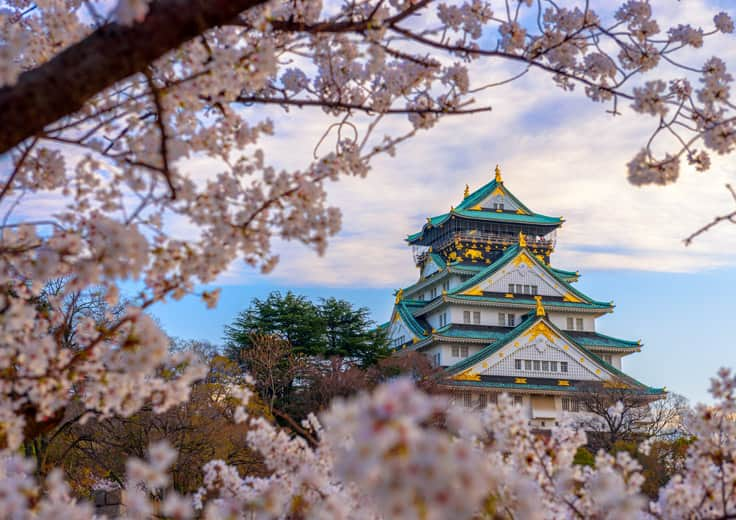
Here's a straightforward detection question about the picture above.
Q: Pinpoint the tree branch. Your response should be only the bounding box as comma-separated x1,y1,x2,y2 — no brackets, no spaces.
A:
684,184,736,246
0,0,269,154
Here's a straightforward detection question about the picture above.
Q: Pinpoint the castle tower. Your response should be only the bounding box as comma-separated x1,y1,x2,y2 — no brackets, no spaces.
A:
384,166,663,427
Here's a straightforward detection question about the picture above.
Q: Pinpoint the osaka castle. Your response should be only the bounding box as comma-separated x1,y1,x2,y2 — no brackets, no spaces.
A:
384,166,663,427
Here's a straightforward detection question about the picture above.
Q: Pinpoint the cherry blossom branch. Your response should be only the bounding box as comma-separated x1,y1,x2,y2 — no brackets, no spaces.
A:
234,95,492,116
684,184,736,245
0,0,270,154
0,137,37,203
143,68,177,199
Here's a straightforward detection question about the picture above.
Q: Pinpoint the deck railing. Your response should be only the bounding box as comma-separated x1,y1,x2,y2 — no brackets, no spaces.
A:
413,230,556,265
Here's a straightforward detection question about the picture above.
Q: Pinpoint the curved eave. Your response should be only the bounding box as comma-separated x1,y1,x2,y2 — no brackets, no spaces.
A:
443,379,665,396
570,331,642,350
394,301,429,340
550,267,580,283
442,294,613,312
586,346,641,355
407,211,562,244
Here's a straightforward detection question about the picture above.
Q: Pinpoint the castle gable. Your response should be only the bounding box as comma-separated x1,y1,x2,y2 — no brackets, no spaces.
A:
453,247,589,303
446,317,625,385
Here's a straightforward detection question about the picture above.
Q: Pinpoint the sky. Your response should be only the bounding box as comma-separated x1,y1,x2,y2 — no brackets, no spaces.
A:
79,0,736,405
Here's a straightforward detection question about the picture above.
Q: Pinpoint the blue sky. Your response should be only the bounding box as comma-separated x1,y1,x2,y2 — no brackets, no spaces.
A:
151,265,734,406
147,0,736,406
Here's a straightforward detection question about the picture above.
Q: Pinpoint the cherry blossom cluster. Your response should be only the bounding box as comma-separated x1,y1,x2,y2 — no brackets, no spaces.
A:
1,370,736,518
0,1,735,517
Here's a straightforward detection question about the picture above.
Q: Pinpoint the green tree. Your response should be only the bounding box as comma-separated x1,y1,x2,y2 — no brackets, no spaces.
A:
224,292,390,367
224,291,325,359
319,297,391,366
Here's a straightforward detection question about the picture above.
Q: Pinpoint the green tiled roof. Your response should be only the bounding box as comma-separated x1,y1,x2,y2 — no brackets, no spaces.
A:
395,301,428,339
407,210,561,242
429,252,447,270
570,331,641,349
457,177,532,212
550,267,579,282
448,263,485,274
433,325,509,341
444,315,659,393
406,178,562,243
447,294,612,311
448,244,611,308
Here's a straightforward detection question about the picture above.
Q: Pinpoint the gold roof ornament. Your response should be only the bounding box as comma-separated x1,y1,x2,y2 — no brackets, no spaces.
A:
534,295,546,317
518,231,527,248
463,184,470,198
453,368,481,382
450,205,454,212
495,164,503,183
394,288,404,304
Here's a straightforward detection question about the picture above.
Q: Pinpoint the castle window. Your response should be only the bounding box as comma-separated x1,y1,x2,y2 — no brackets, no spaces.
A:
391,335,406,348
523,284,530,294
432,352,441,367
603,354,612,364
542,361,549,371
562,398,580,412
576,318,584,331
439,312,447,327
430,287,438,299
498,312,506,326
478,393,488,409
451,346,459,357
508,314,516,327
566,317,574,330
525,360,532,370
515,284,523,293
550,361,558,372
531,285,538,295
442,280,450,291
515,359,522,370
508,284,514,293
513,395,523,407
473,311,481,324
463,391,473,408
460,346,469,357
463,311,471,324
533,360,541,371
560,362,568,373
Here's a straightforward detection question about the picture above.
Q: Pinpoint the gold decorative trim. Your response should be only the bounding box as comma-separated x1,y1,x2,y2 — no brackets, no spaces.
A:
525,321,556,342
453,368,481,382
562,292,584,303
534,295,546,317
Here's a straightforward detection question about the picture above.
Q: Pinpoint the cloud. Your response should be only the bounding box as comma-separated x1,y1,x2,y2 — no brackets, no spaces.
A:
7,0,736,290
220,16,736,287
